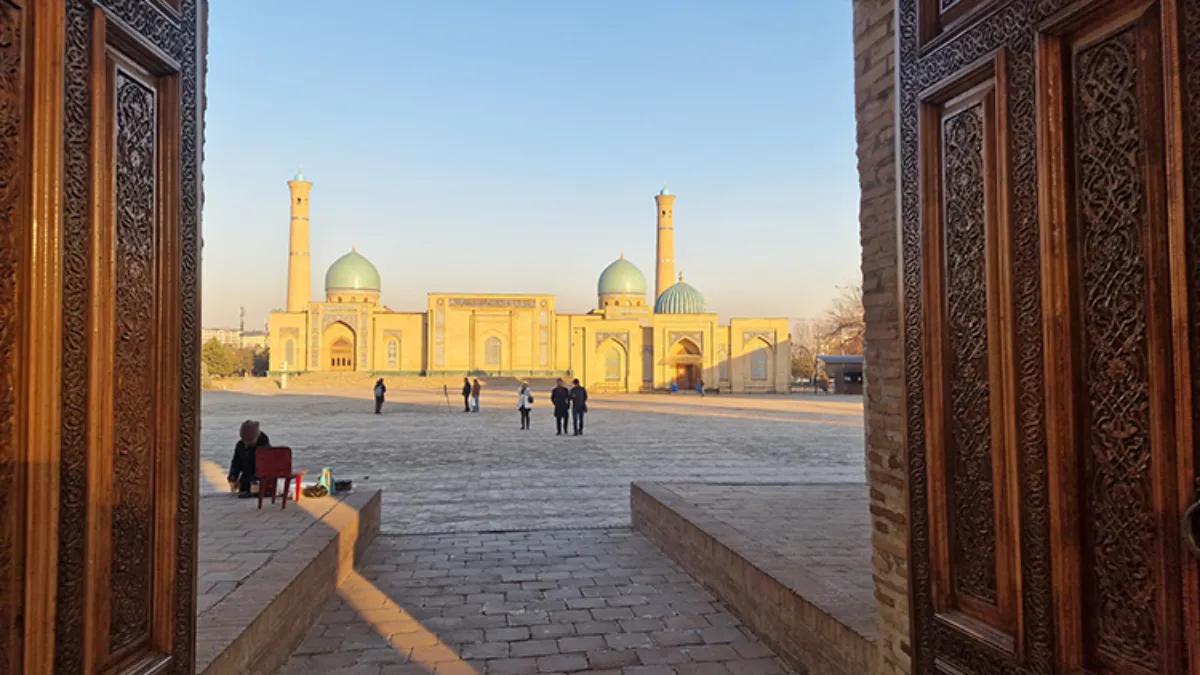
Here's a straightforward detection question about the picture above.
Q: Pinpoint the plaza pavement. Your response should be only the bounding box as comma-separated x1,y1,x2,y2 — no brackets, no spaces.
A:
199,388,866,674
200,389,866,534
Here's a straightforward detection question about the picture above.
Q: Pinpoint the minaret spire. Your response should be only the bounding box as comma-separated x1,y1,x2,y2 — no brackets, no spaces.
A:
285,170,313,312
654,183,677,300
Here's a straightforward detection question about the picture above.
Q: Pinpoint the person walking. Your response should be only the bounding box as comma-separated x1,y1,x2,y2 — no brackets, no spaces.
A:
461,377,472,412
471,378,482,412
696,377,705,398
374,378,387,414
517,382,534,430
551,378,571,435
569,378,588,436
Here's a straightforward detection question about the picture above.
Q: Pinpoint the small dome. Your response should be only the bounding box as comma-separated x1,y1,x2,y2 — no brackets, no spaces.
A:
657,183,671,197
291,165,307,182
325,249,381,293
654,274,706,314
597,255,647,297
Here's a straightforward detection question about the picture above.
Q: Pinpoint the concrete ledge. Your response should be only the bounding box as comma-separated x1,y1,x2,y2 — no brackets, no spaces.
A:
632,482,874,675
197,489,381,675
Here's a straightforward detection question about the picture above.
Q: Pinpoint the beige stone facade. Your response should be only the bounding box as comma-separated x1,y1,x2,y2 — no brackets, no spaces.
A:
267,179,790,394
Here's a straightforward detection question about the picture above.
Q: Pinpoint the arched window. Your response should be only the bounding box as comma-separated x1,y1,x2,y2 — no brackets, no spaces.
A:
750,347,769,381
387,340,398,369
284,339,295,367
484,337,501,368
605,349,621,381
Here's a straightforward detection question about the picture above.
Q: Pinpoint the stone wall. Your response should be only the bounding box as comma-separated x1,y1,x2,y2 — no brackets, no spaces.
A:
852,1,909,674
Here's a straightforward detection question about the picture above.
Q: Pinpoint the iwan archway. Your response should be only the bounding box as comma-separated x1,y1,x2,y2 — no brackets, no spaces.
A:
668,337,701,390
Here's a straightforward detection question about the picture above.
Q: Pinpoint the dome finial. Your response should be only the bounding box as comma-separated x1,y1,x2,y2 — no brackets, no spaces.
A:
620,251,624,259
351,244,356,252
678,271,684,283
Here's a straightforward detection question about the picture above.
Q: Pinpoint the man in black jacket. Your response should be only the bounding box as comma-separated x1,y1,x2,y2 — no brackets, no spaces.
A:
228,420,271,498
569,379,588,436
461,377,472,412
551,378,571,436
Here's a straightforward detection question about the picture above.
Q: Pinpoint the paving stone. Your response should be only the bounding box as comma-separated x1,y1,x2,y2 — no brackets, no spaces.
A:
651,631,703,648
684,646,741,663
723,658,788,675
622,666,676,675
604,633,654,650
635,647,692,665
488,657,540,675
462,642,510,660
529,624,575,640
510,640,560,658
487,627,532,643
700,627,745,644
676,664,734,675
536,653,589,673
586,650,641,669
557,635,607,653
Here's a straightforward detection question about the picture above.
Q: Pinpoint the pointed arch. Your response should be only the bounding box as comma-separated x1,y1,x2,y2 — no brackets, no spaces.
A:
749,337,773,381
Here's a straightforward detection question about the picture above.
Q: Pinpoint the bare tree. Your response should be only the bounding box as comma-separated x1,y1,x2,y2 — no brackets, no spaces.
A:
820,285,864,355
790,318,821,379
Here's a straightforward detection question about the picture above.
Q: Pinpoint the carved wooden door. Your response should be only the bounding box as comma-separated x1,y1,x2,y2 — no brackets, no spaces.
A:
1,1,204,673
899,0,1200,673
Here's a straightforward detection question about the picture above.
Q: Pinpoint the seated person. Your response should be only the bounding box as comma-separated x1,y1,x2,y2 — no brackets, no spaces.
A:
228,420,270,498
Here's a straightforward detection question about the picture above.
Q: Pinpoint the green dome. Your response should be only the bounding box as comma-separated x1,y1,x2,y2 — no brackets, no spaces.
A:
655,275,706,314
597,256,647,297
324,249,381,293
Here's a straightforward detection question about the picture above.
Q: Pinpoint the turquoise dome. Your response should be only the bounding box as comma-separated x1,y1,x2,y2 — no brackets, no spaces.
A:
655,275,706,314
597,256,647,297
324,249,381,293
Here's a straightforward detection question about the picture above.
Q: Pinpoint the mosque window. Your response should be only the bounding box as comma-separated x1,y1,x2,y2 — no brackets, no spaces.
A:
485,337,501,368
750,348,769,381
605,349,621,381
387,340,398,368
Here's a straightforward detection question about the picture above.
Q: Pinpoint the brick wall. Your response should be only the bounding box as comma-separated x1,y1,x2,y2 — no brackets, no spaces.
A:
852,1,909,674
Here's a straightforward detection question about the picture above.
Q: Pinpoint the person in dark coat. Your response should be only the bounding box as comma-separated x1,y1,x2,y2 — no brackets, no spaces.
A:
569,378,588,436
228,420,270,498
461,377,472,412
374,378,387,414
551,378,571,436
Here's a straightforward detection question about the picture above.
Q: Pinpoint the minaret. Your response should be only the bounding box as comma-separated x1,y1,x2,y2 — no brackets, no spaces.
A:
286,167,312,312
654,183,676,300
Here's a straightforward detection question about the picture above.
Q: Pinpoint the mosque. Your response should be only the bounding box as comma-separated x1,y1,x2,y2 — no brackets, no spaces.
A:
268,171,790,393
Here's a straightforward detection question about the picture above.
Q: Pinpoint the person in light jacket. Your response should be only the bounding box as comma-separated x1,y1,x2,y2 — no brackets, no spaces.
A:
471,378,482,412
517,383,534,430
569,379,588,436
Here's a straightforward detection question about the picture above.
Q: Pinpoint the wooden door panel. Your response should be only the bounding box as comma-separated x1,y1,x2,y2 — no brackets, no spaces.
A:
918,50,1021,654
0,1,29,673
42,1,204,673
900,0,1200,673
82,11,185,670
1038,3,1188,673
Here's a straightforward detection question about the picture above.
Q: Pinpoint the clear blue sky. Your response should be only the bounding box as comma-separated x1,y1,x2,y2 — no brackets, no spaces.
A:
201,1,860,330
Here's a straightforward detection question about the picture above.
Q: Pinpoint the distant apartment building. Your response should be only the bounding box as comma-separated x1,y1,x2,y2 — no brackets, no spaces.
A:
201,327,269,352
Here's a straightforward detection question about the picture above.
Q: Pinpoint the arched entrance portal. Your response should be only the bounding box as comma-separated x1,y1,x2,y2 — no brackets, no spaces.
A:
329,339,354,370
323,321,356,371
668,338,701,390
